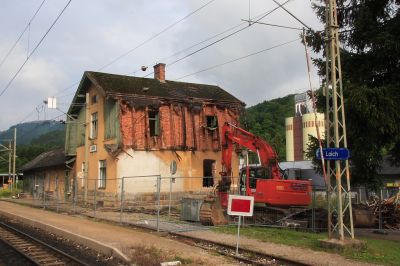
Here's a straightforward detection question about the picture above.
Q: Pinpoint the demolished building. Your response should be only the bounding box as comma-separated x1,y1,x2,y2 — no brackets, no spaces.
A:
65,63,245,205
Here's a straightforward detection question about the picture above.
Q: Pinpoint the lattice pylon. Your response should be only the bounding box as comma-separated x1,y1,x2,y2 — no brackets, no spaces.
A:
324,0,354,240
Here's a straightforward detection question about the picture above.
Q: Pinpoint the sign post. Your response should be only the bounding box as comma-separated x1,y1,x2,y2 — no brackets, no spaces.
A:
227,195,254,255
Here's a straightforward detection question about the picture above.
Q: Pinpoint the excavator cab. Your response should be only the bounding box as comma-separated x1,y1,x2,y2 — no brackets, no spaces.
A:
239,166,272,193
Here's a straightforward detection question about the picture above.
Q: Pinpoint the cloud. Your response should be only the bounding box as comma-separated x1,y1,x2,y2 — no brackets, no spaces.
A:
0,0,323,130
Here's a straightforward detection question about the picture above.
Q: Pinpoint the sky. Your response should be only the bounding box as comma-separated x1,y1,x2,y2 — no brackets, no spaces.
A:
0,0,323,131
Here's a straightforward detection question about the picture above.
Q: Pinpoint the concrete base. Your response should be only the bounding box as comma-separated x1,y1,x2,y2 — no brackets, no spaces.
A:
319,238,366,251
372,229,388,235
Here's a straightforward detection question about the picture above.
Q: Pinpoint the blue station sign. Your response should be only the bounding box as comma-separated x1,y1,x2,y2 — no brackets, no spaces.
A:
316,148,350,160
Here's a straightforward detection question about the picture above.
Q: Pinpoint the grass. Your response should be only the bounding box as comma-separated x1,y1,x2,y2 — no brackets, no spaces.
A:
0,189,12,198
213,226,400,265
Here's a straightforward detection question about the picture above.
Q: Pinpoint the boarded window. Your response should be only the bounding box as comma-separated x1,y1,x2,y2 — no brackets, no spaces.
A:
91,112,98,139
98,160,106,188
148,110,160,137
104,99,119,140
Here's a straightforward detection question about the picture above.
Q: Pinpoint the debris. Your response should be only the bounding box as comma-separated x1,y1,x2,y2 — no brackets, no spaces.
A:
366,192,400,229
160,261,181,266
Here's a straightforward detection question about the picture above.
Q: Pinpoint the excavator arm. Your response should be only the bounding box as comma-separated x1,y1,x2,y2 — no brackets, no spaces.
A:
220,122,281,180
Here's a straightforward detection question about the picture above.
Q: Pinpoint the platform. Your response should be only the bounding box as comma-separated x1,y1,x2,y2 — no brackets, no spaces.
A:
0,201,375,265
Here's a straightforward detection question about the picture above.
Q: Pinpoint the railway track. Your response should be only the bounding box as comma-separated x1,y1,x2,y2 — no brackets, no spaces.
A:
0,222,90,266
170,233,310,266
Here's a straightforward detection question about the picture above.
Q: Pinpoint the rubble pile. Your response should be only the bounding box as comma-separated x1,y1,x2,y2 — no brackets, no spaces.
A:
367,193,400,229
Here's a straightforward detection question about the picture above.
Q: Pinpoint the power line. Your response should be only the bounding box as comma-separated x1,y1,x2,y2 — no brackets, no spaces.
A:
54,0,217,98
241,20,303,31
0,0,72,98
272,0,312,31
175,38,300,80
166,0,292,68
142,0,293,78
0,0,47,69
97,0,217,72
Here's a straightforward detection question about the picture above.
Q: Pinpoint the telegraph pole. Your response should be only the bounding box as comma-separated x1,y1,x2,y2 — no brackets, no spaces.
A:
12,128,17,194
325,0,354,240
8,140,12,189
84,93,89,204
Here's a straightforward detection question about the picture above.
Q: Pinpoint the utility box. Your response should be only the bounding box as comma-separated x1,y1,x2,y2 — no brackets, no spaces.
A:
181,198,203,222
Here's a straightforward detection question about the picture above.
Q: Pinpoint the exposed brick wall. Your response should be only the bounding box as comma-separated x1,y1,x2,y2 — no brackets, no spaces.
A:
119,102,240,151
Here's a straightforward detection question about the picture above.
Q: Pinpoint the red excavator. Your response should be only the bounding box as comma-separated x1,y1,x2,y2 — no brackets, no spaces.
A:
199,122,312,225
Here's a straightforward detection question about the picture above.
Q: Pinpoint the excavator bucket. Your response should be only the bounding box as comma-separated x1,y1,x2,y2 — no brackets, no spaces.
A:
199,195,228,226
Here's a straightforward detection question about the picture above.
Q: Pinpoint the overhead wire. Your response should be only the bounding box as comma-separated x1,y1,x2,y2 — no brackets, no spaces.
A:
54,0,217,98
166,0,292,68
272,0,312,30
175,38,300,80
142,0,293,78
97,0,217,72
0,0,46,69
0,0,73,98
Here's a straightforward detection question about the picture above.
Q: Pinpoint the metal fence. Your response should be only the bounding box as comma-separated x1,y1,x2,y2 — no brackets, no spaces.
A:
9,176,399,233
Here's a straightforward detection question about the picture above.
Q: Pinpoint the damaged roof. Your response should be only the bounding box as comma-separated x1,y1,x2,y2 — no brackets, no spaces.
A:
21,148,66,172
69,71,245,114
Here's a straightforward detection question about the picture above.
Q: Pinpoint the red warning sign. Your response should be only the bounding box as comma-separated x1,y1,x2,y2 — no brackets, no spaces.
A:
227,195,254,216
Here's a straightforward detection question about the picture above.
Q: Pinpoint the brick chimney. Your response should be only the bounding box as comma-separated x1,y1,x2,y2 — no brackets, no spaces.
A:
153,63,166,81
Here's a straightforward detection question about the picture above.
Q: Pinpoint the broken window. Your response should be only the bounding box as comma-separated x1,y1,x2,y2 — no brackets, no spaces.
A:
203,159,215,187
206,116,218,130
90,112,98,139
148,110,160,137
98,160,106,188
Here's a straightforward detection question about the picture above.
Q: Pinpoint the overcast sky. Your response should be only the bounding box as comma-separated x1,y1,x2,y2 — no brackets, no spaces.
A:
0,0,323,131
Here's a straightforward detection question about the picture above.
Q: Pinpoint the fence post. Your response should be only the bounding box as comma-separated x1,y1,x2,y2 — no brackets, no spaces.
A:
43,178,46,210
120,177,124,224
311,189,316,232
56,177,59,213
94,179,97,218
168,176,172,219
379,188,383,231
73,177,77,214
156,175,161,232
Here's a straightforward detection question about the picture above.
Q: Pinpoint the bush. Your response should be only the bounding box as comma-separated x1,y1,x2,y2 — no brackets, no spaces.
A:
0,188,12,198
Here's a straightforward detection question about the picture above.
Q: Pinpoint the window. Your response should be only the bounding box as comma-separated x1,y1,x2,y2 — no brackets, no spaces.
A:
148,110,160,136
91,94,97,104
98,160,106,188
81,162,85,188
206,116,218,130
203,159,215,187
90,112,98,139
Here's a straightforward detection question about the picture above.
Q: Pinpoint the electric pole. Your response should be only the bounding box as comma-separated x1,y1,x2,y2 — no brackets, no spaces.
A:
12,128,17,194
325,0,354,240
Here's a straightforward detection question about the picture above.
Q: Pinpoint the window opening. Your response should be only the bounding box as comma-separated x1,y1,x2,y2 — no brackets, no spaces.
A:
148,110,160,136
98,160,106,188
91,94,97,104
206,116,218,130
90,112,98,139
203,159,215,187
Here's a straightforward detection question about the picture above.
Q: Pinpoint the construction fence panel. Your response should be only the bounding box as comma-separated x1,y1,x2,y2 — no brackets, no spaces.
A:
14,175,400,233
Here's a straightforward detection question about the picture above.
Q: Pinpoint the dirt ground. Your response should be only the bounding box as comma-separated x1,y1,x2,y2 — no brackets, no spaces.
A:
0,201,378,265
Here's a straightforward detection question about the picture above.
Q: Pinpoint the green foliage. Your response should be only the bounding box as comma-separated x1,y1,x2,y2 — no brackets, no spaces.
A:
0,121,65,146
0,123,65,173
213,226,400,265
242,95,295,160
0,189,12,197
307,0,400,189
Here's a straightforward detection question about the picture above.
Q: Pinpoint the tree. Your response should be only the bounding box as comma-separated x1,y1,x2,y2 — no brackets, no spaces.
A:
307,0,400,189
